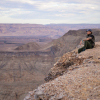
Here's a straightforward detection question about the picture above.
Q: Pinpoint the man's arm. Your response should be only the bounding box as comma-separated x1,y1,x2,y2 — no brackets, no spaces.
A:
79,37,92,45
83,37,92,41
79,40,82,45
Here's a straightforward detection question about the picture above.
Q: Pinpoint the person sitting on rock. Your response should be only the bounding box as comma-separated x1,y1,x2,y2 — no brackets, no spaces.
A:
78,29,95,53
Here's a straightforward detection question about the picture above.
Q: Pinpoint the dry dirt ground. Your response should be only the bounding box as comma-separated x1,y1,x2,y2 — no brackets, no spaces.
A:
25,42,100,100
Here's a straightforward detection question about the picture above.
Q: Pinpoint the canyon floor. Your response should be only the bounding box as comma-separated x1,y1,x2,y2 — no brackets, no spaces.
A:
0,36,54,100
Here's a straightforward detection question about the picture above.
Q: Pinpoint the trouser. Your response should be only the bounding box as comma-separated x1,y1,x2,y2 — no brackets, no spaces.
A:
78,41,93,53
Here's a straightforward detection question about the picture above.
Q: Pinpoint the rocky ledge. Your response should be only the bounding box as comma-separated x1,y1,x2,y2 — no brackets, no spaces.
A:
24,42,100,100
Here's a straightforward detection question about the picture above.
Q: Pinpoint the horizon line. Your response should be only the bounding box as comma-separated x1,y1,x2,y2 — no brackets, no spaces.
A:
0,23,100,25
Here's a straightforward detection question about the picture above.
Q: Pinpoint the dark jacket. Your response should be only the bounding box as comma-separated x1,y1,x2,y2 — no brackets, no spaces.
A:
86,34,95,47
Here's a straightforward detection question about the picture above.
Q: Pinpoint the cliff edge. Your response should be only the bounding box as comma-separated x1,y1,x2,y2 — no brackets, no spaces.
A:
24,42,100,100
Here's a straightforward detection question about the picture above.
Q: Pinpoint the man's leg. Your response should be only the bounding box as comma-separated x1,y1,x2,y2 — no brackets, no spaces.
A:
84,41,92,49
78,41,92,53
78,46,85,53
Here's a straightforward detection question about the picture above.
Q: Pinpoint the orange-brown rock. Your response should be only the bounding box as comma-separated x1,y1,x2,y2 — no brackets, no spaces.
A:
25,42,100,100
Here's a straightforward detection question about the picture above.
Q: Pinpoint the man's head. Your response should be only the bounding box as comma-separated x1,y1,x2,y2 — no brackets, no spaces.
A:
86,29,92,35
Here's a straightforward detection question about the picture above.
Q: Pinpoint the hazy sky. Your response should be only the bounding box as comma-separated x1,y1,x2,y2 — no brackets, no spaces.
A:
0,0,100,24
